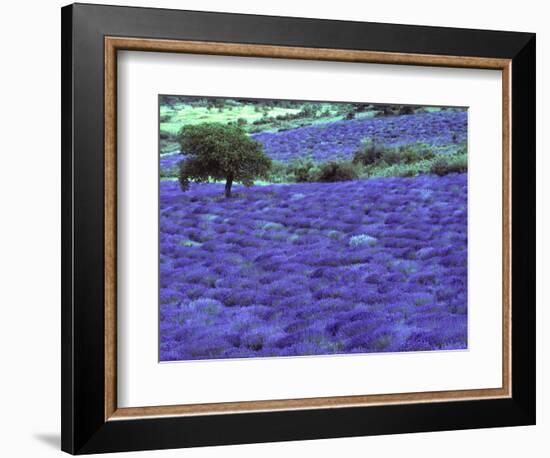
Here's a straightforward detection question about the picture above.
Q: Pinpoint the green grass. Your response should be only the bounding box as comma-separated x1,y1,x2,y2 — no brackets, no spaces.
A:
160,103,301,135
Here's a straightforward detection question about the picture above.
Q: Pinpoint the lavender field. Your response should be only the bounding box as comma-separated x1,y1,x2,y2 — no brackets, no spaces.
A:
159,97,468,361
252,111,467,163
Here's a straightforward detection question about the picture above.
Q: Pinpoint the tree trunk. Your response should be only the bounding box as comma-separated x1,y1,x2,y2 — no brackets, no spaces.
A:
225,175,233,198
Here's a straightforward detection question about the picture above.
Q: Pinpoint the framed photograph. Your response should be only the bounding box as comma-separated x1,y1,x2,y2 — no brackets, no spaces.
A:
61,3,536,454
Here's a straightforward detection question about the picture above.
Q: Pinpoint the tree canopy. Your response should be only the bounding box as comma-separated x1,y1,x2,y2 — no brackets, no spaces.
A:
177,123,272,197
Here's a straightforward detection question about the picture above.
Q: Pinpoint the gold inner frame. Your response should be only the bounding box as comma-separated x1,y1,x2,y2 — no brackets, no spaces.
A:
104,37,512,421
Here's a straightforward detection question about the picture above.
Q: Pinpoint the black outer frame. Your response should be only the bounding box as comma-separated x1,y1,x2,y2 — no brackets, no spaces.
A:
61,3,536,454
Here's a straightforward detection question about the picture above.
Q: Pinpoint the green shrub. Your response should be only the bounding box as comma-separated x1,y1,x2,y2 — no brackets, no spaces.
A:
375,105,395,117
399,167,419,177
372,105,417,117
400,146,435,163
430,155,468,176
398,105,415,115
160,130,173,140
300,104,317,117
370,163,424,178
289,156,319,182
379,148,401,165
353,139,386,165
317,161,359,182
354,141,436,168
267,160,292,183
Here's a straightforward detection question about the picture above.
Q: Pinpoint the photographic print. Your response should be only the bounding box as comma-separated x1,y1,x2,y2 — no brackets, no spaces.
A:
159,96,468,362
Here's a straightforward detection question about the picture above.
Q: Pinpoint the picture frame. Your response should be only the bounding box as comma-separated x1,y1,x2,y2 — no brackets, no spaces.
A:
61,3,536,454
